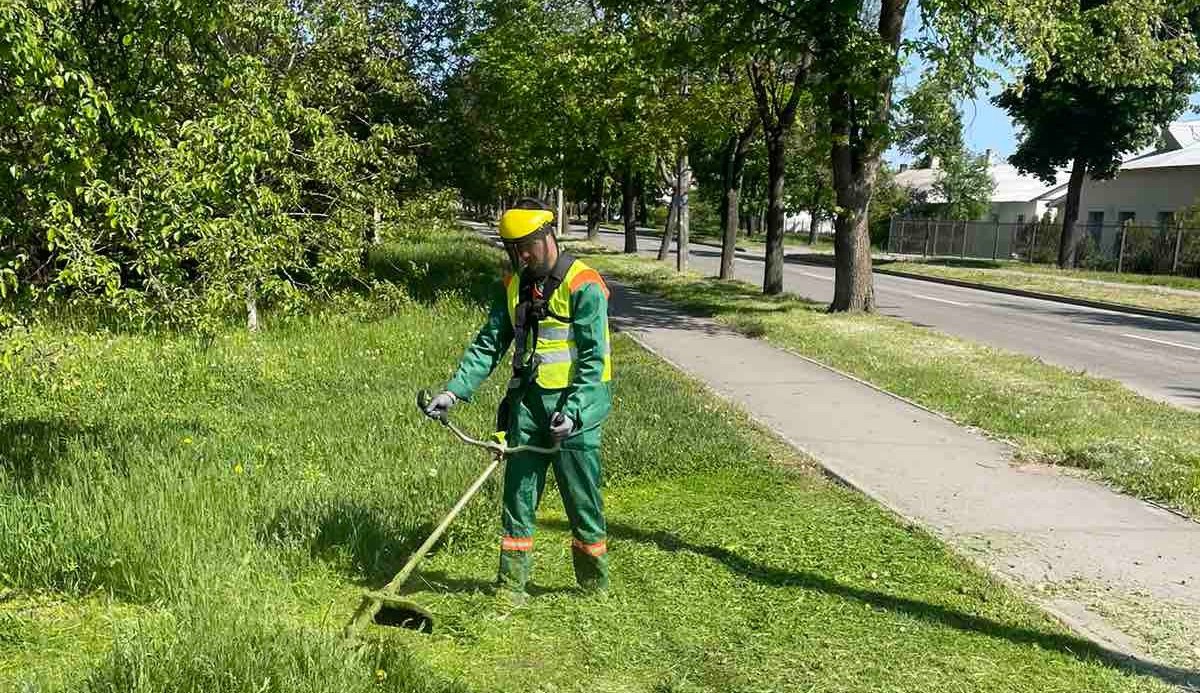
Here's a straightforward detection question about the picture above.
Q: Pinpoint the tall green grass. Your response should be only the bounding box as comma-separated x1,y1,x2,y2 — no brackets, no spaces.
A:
1,232,512,690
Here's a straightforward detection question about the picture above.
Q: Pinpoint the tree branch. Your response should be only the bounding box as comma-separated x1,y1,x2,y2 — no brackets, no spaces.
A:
779,51,813,126
748,60,775,136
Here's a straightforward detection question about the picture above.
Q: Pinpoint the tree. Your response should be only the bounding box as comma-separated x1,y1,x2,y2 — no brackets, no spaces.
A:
446,1,661,251
934,152,994,221
898,78,995,220
1,0,427,332
719,119,759,278
783,104,834,245
749,57,811,294
727,0,911,308
820,0,909,312
996,3,1200,267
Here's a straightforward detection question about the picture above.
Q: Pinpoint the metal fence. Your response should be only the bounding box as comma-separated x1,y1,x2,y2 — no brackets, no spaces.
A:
887,218,1200,276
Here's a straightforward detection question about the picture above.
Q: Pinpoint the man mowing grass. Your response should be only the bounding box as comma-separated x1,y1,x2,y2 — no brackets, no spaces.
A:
424,198,614,602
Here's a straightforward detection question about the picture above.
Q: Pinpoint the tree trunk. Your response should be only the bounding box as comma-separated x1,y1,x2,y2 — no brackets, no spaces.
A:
763,130,786,294
720,121,756,280
720,135,739,280
361,204,381,269
677,152,691,273
658,193,679,261
636,172,648,227
586,174,603,240
807,182,823,245
830,183,876,313
825,0,906,312
555,186,564,238
1058,157,1088,269
622,164,638,253
246,284,260,332
829,89,879,312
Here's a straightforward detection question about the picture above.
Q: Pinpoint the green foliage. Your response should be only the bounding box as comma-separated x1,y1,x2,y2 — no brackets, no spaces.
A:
934,151,995,221
996,5,1200,186
897,77,995,221
435,1,656,201
896,77,967,165
1,0,429,331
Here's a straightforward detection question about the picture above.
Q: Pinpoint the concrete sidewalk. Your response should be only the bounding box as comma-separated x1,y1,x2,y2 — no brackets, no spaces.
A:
607,280,1200,687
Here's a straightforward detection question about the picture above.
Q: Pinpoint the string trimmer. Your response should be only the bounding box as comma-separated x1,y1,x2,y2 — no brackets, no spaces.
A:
342,390,560,638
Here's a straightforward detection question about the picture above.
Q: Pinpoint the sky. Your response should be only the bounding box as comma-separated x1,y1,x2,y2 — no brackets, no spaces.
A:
947,82,1200,165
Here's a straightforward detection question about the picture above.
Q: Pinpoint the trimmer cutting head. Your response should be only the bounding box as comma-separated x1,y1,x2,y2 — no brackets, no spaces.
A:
370,593,435,633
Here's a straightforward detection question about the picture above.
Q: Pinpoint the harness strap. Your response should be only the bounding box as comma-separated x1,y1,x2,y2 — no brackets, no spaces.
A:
496,253,577,437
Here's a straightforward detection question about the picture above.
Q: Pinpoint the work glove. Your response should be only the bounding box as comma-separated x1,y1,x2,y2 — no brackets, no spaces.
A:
424,391,457,420
549,412,575,442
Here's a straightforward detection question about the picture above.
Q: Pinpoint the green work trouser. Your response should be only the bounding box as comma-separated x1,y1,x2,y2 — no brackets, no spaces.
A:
497,445,609,592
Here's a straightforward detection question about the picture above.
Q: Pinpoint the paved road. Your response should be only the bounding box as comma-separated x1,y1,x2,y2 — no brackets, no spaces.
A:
585,228,1200,411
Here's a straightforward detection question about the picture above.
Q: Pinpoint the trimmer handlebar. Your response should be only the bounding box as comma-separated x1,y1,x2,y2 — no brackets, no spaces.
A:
416,389,559,456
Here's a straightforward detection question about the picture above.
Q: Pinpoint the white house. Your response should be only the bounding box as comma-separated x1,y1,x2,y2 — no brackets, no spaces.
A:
784,209,835,236
1046,121,1200,243
984,163,1068,224
893,153,1067,223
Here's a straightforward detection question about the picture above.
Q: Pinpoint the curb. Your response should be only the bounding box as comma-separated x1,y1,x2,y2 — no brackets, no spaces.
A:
872,267,1200,326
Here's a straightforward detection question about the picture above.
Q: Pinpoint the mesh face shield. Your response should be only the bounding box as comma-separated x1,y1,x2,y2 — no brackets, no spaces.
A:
503,226,553,275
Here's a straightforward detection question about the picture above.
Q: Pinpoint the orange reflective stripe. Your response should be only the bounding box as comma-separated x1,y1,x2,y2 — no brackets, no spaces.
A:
568,269,610,298
502,274,514,289
572,538,607,557
501,536,533,552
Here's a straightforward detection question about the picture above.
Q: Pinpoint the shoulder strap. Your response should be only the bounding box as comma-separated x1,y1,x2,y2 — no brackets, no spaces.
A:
537,253,575,323
542,253,576,299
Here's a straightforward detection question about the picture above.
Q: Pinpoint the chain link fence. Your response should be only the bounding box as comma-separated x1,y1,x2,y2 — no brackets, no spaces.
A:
887,218,1200,276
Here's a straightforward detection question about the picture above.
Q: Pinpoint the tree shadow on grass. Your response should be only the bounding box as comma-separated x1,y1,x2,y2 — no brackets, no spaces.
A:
260,502,575,599
541,518,1200,689
259,501,436,586
399,569,574,598
0,416,187,492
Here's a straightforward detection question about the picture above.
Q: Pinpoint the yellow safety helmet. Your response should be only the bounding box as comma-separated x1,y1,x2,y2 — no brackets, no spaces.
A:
499,209,554,243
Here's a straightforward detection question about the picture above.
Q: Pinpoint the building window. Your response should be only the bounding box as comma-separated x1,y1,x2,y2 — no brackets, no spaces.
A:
1158,211,1176,231
1087,211,1105,244
1118,211,1136,225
